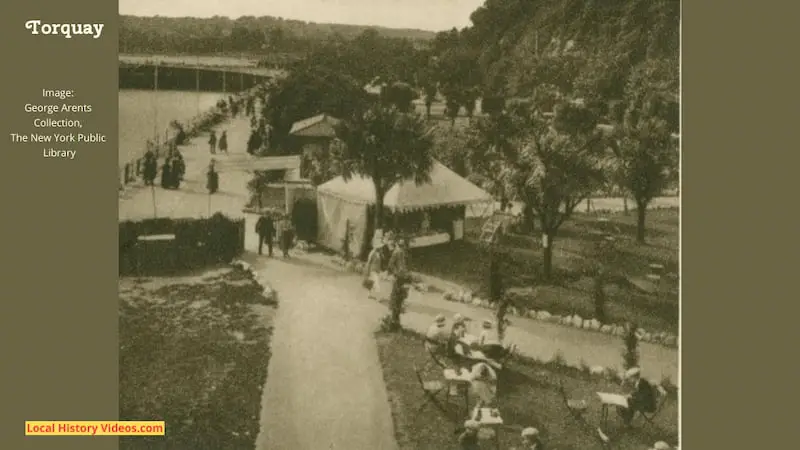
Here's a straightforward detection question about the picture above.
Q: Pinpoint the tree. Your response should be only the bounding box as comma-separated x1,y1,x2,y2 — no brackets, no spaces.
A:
471,85,607,279
423,83,438,119
262,66,368,152
431,126,470,177
381,82,415,113
609,61,678,243
332,105,435,238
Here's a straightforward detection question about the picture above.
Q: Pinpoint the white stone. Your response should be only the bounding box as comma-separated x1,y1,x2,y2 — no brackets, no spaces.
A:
589,319,602,330
590,366,605,376
464,292,473,303
582,319,592,329
561,316,572,325
527,309,537,318
571,315,584,328
537,311,551,320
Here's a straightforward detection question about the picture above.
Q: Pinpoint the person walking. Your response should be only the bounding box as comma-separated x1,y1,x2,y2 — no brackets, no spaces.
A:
142,150,157,186
218,131,228,154
279,218,294,258
160,159,172,189
364,240,385,300
256,212,276,257
208,131,217,154
206,160,219,194
387,235,409,278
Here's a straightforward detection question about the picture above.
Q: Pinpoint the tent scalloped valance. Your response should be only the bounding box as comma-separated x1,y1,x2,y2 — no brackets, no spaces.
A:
316,160,494,212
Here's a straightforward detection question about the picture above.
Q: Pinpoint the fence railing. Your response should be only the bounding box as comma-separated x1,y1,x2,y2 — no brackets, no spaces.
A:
119,87,261,191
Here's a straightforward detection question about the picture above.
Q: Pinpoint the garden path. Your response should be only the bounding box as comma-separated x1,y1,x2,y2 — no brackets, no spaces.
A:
248,255,399,450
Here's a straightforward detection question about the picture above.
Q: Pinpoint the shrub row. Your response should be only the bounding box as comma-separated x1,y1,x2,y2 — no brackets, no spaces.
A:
119,213,245,276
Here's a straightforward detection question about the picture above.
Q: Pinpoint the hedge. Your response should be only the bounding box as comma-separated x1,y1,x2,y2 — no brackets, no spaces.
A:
119,213,245,276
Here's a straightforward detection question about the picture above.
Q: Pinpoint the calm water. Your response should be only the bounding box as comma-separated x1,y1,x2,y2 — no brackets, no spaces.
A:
118,89,225,166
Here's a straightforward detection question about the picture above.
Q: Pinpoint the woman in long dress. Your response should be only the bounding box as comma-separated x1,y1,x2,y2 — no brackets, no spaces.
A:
218,131,228,154
364,241,385,300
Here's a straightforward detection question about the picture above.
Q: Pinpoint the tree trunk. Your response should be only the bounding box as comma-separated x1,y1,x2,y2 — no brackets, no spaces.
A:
425,102,432,120
623,196,629,215
542,231,554,280
636,201,647,244
373,182,385,231
522,204,535,233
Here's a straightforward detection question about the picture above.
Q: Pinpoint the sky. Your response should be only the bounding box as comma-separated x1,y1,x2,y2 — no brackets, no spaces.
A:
119,0,486,32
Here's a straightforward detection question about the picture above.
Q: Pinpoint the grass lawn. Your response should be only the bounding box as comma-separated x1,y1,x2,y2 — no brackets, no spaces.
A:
377,330,678,450
409,208,679,333
118,266,276,450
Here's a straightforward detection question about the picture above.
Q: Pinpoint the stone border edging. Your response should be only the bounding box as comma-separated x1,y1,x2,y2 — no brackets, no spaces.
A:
326,254,678,350
230,259,277,303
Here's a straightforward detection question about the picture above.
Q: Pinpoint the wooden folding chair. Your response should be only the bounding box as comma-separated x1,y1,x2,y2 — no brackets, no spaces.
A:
557,380,612,449
424,339,449,369
413,364,450,416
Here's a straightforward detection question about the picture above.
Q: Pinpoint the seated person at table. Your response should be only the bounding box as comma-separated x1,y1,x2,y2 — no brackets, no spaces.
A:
617,367,657,426
478,320,498,346
478,320,509,361
449,317,470,355
511,427,545,450
468,362,498,410
425,315,448,352
456,419,481,450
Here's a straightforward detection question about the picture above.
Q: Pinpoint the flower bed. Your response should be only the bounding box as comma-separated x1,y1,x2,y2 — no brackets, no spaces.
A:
119,262,277,450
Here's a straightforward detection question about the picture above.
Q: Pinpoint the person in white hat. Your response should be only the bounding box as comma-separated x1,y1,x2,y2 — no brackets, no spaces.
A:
364,240,385,300
618,366,657,426
520,427,545,450
425,314,449,348
457,419,481,450
468,362,498,410
478,319,499,346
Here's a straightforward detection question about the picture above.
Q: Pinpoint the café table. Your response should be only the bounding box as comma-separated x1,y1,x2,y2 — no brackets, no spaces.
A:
443,367,472,416
597,392,629,428
472,407,504,450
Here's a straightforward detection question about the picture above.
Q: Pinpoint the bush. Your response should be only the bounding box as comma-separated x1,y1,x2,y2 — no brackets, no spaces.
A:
622,323,640,370
384,274,412,332
119,215,244,276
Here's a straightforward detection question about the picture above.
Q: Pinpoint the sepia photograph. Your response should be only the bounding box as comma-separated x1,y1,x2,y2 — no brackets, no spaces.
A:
117,1,680,449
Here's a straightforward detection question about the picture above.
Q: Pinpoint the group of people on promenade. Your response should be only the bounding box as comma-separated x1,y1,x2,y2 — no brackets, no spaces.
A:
255,211,295,258
363,230,410,300
207,130,228,154
141,142,185,190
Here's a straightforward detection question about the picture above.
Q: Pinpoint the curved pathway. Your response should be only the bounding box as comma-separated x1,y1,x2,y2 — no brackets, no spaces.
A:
250,256,398,450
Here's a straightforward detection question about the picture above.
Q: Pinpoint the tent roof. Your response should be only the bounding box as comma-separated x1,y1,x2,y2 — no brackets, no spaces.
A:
289,114,340,137
317,160,493,212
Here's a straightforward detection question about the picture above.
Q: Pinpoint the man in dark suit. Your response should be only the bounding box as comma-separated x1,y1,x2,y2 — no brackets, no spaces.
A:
255,213,276,256
618,367,657,426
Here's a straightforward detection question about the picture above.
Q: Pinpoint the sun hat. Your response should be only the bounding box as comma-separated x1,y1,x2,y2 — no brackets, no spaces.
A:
521,427,539,438
464,419,480,430
435,314,446,326
624,367,642,379
652,442,671,450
